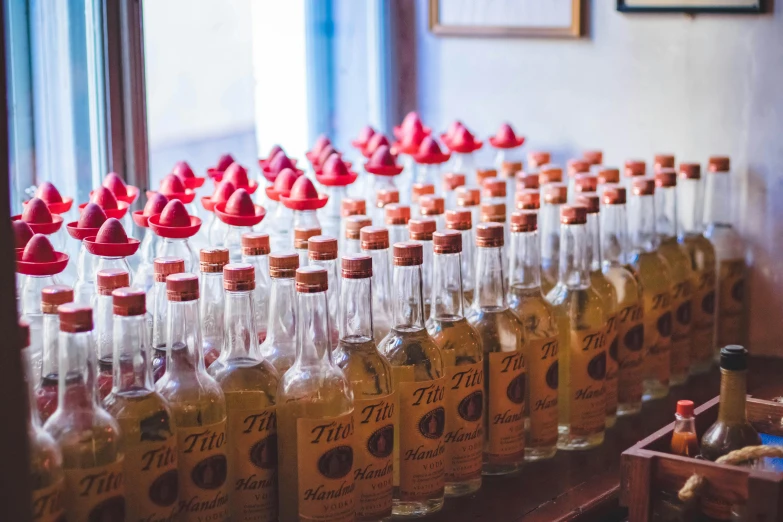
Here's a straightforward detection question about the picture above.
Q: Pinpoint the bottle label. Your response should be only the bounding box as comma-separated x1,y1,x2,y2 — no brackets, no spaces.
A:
486,351,526,464
176,420,230,522
31,479,65,522
569,328,606,437
296,413,356,522
229,407,278,522
691,270,717,365
527,336,559,448
670,280,693,378
644,291,672,385
393,369,446,502
717,259,746,347
444,361,484,483
604,314,619,416
617,304,645,406
353,393,396,521
63,459,125,522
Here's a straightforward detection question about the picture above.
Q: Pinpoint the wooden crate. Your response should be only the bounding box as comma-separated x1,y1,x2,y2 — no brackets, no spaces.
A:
620,396,783,521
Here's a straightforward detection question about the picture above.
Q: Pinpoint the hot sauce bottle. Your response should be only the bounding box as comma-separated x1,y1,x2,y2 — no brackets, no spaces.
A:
94,268,130,400
200,247,230,368
671,400,699,457
241,232,271,344
151,257,186,382
259,252,300,375
36,285,74,424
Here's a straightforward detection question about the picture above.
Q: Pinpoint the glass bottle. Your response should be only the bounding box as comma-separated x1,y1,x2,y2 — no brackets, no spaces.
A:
199,247,229,368
385,204,411,246
150,257,186,382
21,268,61,376
158,236,197,274
155,273,230,522
268,194,295,253
655,170,694,386
321,185,350,241
540,183,568,294
277,266,356,522
133,225,159,295
339,198,367,254
507,211,559,460
517,172,540,194
260,252,299,374
538,164,563,188
36,285,74,424
600,187,645,417
373,188,399,227
455,187,481,236
528,151,551,170
671,400,699,457
334,255,396,520
566,159,590,202
43,304,126,520
72,239,98,305
208,263,280,521
678,163,717,375
445,209,475,307
103,288,179,522
467,223,527,471
411,182,435,219
426,231,484,496
360,226,393,344
480,202,509,254
704,156,748,351
345,214,372,256
654,154,675,174
94,269,130,401
515,189,540,212
483,178,507,209
500,161,521,212
623,160,647,192
308,235,341,347
596,167,620,200
442,173,465,211
546,206,606,450
409,218,436,319
293,225,321,268
241,232,271,344
420,195,447,231
378,242,445,517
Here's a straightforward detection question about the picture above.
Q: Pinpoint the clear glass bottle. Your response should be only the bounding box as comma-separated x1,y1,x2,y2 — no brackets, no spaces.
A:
344,215,372,256
208,263,280,521
385,204,411,246
546,206,607,450
411,182,435,219
199,247,229,368
420,195,446,231
540,183,568,294
43,304,125,520
360,227,393,344
293,225,321,268
21,269,61,376
507,211,559,460
73,240,97,305
654,154,675,174
308,235,341,347
94,269,130,401
596,167,620,200
334,255,396,520
538,164,563,188
378,242,445,517
103,288,179,522
409,218,436,319
623,160,647,192
155,273,230,522
339,198,367,254
442,173,465,211
483,178,507,209
260,252,300,375
35,285,74,424
277,266,356,522
150,257,185,382
373,188,399,227
500,161,522,212
133,226,159,295
566,159,590,202
600,188,645,417
515,189,540,212
480,202,509,254
241,232,271,344
268,194,295,253
321,185,351,240
426,231,484,496
670,399,699,457
158,236,197,274
528,151,551,170
467,223,527,472
445,209,475,307
455,187,481,237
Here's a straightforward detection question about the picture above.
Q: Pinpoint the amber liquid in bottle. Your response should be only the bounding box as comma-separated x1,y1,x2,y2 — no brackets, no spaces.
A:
671,400,699,457
200,248,230,368
259,252,299,375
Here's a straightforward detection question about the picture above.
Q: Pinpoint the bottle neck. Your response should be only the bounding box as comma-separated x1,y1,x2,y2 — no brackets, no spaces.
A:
339,277,374,342
219,289,259,362
76,244,96,281
41,312,60,378
473,245,507,310
704,173,733,227
601,203,629,265
509,230,541,289
58,330,98,411
629,194,659,253
95,294,114,360
586,212,602,272
391,264,426,330
166,299,205,374
366,248,391,304
266,277,297,342
295,290,333,366
22,345,40,432
459,229,475,291
676,177,704,235
140,228,157,263
540,202,562,262
152,280,168,350
200,272,225,347
558,222,591,288
113,314,154,394
655,185,677,239
431,251,465,320
717,368,749,425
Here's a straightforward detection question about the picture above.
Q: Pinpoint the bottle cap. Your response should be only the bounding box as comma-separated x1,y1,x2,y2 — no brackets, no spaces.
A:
269,252,299,278
376,188,399,207
632,178,656,196
676,400,694,417
340,198,366,217
574,174,598,194
59,304,93,333
419,195,445,216
223,262,256,292
445,209,472,231
166,273,199,302
341,254,373,279
294,226,322,249
455,187,480,207
295,266,328,293
602,186,627,205
476,168,498,185
393,242,423,266
655,169,678,188
561,205,587,225
480,202,506,223
510,211,537,233
41,285,74,314
308,235,338,260
624,160,646,178
433,230,462,254
241,232,270,256
112,287,146,316
200,247,229,273
517,172,540,190
678,162,701,180
97,269,130,296
654,154,675,171
515,189,540,210
412,183,435,202
483,178,506,198
583,150,603,166
577,194,600,214
475,222,504,248
385,204,411,225
720,345,748,371
360,227,389,251
543,183,568,205
154,257,186,283
345,215,372,240
500,161,523,178
409,218,436,241
442,172,466,192
18,321,30,350
539,164,563,185
528,151,551,168
567,158,590,177
708,156,730,173
597,167,620,185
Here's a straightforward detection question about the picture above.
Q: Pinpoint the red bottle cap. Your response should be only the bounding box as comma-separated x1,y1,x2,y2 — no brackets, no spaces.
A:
294,226,322,250
200,248,230,273
384,204,411,225
317,154,358,186
446,126,483,154
445,209,472,231
516,189,540,210
97,269,130,296
393,242,423,266
340,198,367,217
624,160,647,178
433,230,462,254
539,164,563,185
295,266,328,293
475,223,504,248
133,193,170,228
59,304,93,333
510,211,538,233
16,234,69,276
597,168,620,185
676,400,694,417
393,111,431,141
528,151,551,169
223,263,256,292
241,233,270,256
14,198,64,235
583,150,603,166
166,273,199,302
148,200,202,239
341,254,373,279
345,215,372,240
112,287,146,316
41,285,74,314
561,205,587,225
360,227,389,251
308,235,338,261
413,137,450,165
153,257,186,283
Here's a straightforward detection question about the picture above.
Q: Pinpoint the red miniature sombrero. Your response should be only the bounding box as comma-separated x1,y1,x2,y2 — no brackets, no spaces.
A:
313,144,340,171
261,152,303,183
83,218,140,257
100,172,140,204
215,189,266,227
207,153,236,180
362,133,391,158
316,154,358,186
201,180,236,213
146,174,196,204
13,221,34,250
16,234,69,276
67,203,108,240
132,193,169,228
440,120,465,148
29,181,73,214
265,168,300,202
172,161,206,189
280,176,328,210
79,187,130,219
413,137,451,165
13,198,64,235
393,111,431,141
392,124,427,156
489,123,525,149
446,126,483,154
351,125,376,150
148,199,202,239
221,162,258,194
364,145,403,176
306,135,331,163
259,145,283,168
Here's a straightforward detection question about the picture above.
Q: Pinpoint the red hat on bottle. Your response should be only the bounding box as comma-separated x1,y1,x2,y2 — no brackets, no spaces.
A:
219,162,258,194
16,234,69,276
413,136,450,165
258,145,283,169
80,186,131,219
146,174,196,204
148,199,202,239
201,180,236,213
393,111,431,141
306,134,332,163
489,123,525,149
132,193,169,228
362,133,390,158
83,218,140,257
316,154,358,186
351,125,376,151
67,202,108,240
207,153,236,180
28,181,73,214
445,126,482,154
14,220,34,251
171,161,205,189
13,198,64,235
280,176,329,211
364,145,403,176
392,124,427,156
215,188,266,227
261,152,303,183
266,168,301,202
99,172,141,204
440,120,464,147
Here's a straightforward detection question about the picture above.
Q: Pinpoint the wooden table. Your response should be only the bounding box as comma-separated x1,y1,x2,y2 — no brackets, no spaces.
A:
428,357,783,522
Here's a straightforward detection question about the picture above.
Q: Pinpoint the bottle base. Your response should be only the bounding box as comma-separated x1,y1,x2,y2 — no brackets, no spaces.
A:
606,414,617,428
557,426,604,450
392,497,444,517
482,461,522,476
617,401,642,416
670,372,689,387
445,477,481,498
525,446,557,461
643,380,669,401
690,360,713,375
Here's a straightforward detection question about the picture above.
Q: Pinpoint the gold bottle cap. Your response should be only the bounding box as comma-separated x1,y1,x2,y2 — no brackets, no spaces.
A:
345,215,372,240
654,154,675,171
376,188,399,207
583,150,603,166
475,222,504,248
41,285,74,314
708,156,730,173
341,254,373,279
308,235,338,260
597,167,620,185
567,158,590,177
445,209,472,231
419,195,445,216
455,187,481,207
602,186,627,205
542,183,568,205
679,162,701,179
576,194,600,214
393,242,423,266
539,164,563,185
574,174,598,194
223,262,255,292
295,266,328,293
294,226,322,249
340,198,366,217
510,210,537,233
96,269,130,296
483,177,506,198
166,273,199,302
412,183,435,202
269,252,299,278
561,205,587,225
501,161,523,178
517,171,540,190
528,150,551,168
442,172,466,192
624,159,646,178
480,202,506,223
18,321,30,349
476,168,498,185
360,226,389,251
154,257,185,282
200,247,229,273
409,218,436,240
112,287,145,317
241,232,270,256
515,189,540,210
632,178,656,196
433,230,462,254
385,204,411,225
59,304,93,333
655,168,678,188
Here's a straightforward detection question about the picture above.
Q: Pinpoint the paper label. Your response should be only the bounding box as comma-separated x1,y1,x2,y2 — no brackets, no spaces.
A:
670,279,693,377
486,351,526,464
229,407,278,522
63,459,125,522
31,479,65,522
176,421,230,521
691,270,716,365
617,304,645,405
569,328,606,437
717,259,746,346
444,362,484,482
604,314,619,416
527,336,559,448
644,291,672,385
353,394,396,521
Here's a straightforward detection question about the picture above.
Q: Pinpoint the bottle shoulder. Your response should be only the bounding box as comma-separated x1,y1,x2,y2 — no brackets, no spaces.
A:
426,316,483,361
683,234,717,268
546,285,605,328
705,225,747,261
602,264,642,306
378,327,444,377
658,240,693,281
631,251,673,294
278,363,353,404
508,292,559,339
210,359,280,396
156,370,226,406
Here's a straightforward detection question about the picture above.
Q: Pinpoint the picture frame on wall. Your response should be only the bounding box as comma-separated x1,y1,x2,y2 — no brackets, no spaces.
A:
617,0,765,13
429,0,583,38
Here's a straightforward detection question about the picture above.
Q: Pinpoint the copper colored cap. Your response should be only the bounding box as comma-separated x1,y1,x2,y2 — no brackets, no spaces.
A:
515,189,540,210
112,287,146,317
528,151,551,168
483,177,506,198
632,178,656,196
480,202,506,223
561,205,587,225
345,215,372,240
475,222,504,248
269,251,299,278
200,248,229,273
59,304,93,333
517,172,540,190
18,321,30,349
341,254,372,279
624,159,646,178
708,156,730,173
455,187,481,207
241,232,270,256
412,183,435,201
154,257,186,283
542,183,568,205
655,168,678,188
442,172,466,191
500,161,523,178
294,226,322,249
654,154,675,171
340,198,366,217
597,167,620,185
602,186,627,205
224,262,255,291
385,204,411,225
376,188,399,207
679,162,701,179
445,209,472,231
308,235,338,260
433,230,462,254
539,164,563,185
360,226,389,251
409,218,436,240
393,242,423,266
577,194,600,214
41,285,74,314
296,266,328,293
567,158,590,177
97,269,130,295
167,272,199,302
510,210,537,233
574,174,598,194
419,195,445,216
583,150,603,166
476,168,498,185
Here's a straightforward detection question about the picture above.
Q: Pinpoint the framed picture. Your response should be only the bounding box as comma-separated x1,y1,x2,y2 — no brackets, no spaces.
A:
617,0,765,13
429,0,583,38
